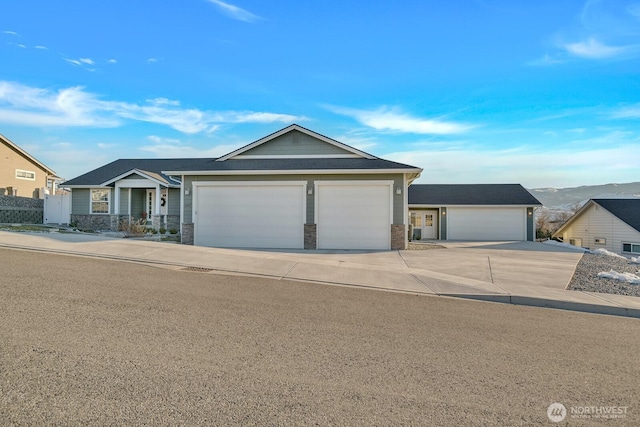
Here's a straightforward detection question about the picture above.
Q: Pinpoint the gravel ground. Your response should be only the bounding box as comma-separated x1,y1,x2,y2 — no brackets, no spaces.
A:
1,248,639,425
568,252,640,297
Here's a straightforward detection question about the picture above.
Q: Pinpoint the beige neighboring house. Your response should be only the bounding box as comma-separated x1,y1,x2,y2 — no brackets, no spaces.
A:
1,134,61,198
552,198,640,256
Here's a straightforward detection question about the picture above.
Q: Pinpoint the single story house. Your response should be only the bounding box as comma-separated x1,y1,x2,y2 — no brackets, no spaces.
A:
552,198,640,256
63,125,543,250
1,133,61,198
64,124,423,250
408,184,541,241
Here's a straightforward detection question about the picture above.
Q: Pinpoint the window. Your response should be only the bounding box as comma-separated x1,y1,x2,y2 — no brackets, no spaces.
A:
91,189,110,214
622,243,640,254
594,238,606,245
425,214,433,227
16,169,36,181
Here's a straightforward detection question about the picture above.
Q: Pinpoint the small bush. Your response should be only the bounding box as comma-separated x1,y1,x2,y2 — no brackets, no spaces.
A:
118,218,147,237
150,228,158,234
169,228,178,235
159,227,167,234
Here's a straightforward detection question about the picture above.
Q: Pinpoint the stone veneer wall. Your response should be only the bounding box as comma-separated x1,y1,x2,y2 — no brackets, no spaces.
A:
181,223,194,245
304,224,317,249
70,214,129,231
391,224,406,250
0,195,43,224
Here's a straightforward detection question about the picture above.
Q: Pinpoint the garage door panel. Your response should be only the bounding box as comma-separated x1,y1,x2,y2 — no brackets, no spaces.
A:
448,208,525,240
317,184,391,250
195,184,304,249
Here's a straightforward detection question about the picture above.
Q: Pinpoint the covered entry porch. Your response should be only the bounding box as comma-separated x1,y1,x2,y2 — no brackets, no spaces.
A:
409,209,440,241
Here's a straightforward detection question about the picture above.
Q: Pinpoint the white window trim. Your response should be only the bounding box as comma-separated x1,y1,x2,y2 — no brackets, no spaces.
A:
90,188,111,214
622,242,640,255
16,169,36,181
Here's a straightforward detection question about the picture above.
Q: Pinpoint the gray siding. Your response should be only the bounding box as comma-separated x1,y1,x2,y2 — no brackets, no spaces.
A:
71,189,90,214
131,188,145,219
183,173,405,224
121,173,145,180
167,188,180,216
239,130,354,157
527,207,534,241
441,207,447,239
119,188,129,214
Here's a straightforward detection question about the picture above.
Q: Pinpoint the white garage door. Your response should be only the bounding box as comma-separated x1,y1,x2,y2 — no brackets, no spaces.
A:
447,207,525,240
194,182,305,248
317,182,391,250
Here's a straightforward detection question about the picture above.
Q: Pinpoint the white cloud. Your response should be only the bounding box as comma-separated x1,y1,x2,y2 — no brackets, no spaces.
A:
3,30,18,36
562,37,630,59
528,54,565,66
34,45,47,50
207,0,263,23
327,105,472,135
147,57,158,63
611,104,640,119
140,135,239,158
79,58,94,65
107,58,117,64
0,81,304,133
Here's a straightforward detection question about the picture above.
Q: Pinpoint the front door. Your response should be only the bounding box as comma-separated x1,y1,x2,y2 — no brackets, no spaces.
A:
410,210,438,240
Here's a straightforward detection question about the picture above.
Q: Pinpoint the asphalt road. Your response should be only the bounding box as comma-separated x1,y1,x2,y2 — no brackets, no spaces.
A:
1,248,638,426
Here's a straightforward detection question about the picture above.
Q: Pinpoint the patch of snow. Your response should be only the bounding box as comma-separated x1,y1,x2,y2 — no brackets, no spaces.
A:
597,270,640,284
541,239,589,252
590,248,627,259
631,256,640,264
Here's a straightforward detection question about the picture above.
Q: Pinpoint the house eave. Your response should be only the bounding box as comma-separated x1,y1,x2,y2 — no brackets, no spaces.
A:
162,168,423,176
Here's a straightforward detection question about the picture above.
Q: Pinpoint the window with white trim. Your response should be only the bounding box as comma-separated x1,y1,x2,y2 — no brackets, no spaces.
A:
622,243,640,254
90,189,110,214
594,238,606,245
16,169,36,181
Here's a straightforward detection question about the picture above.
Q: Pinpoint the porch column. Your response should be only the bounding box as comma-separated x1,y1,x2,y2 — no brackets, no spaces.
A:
152,184,162,230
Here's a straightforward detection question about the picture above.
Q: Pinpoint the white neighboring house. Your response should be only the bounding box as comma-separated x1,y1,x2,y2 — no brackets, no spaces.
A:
552,198,640,256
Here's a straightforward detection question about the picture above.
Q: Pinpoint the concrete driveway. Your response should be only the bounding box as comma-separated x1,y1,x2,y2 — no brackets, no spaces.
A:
1,231,639,317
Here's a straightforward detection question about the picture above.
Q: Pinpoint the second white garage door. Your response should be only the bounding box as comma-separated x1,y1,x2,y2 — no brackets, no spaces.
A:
194,182,305,248
447,207,526,240
317,182,392,250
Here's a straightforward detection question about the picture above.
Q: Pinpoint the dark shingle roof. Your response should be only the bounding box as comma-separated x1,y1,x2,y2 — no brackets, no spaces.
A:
163,157,421,172
593,199,640,233
408,184,542,206
62,158,215,186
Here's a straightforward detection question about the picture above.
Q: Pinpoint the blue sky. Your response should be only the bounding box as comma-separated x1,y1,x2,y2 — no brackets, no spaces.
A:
1,0,639,188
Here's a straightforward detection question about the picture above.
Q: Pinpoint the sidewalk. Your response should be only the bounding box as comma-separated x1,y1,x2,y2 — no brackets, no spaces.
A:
1,230,639,318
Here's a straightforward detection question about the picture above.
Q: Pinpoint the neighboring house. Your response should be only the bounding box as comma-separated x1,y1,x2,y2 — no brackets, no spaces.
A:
552,198,640,255
1,133,60,198
408,184,541,241
62,158,214,232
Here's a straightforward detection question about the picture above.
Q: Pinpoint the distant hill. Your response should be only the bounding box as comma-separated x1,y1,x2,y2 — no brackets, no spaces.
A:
528,182,640,209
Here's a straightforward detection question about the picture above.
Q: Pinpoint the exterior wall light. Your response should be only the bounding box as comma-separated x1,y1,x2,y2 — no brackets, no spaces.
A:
308,186,313,195
396,187,401,195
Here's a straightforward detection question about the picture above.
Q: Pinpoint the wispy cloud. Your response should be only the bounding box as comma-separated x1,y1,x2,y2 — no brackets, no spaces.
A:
140,135,239,158
147,57,158,63
107,58,117,64
327,105,473,135
0,81,302,133
207,0,263,23
34,45,47,50
64,57,96,71
610,104,640,119
3,30,18,36
528,54,566,66
562,37,630,59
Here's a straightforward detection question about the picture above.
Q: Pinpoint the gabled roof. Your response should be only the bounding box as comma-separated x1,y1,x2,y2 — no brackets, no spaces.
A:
1,133,59,178
63,158,215,187
216,124,375,161
408,184,542,206
554,198,640,236
163,157,421,175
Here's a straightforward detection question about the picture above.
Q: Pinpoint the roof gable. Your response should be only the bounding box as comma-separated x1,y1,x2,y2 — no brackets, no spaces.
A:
593,198,640,233
1,133,58,177
217,124,374,161
408,184,542,206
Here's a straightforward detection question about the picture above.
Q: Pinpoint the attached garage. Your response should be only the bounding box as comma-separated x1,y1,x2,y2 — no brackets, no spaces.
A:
447,207,526,240
317,181,392,250
193,182,306,249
